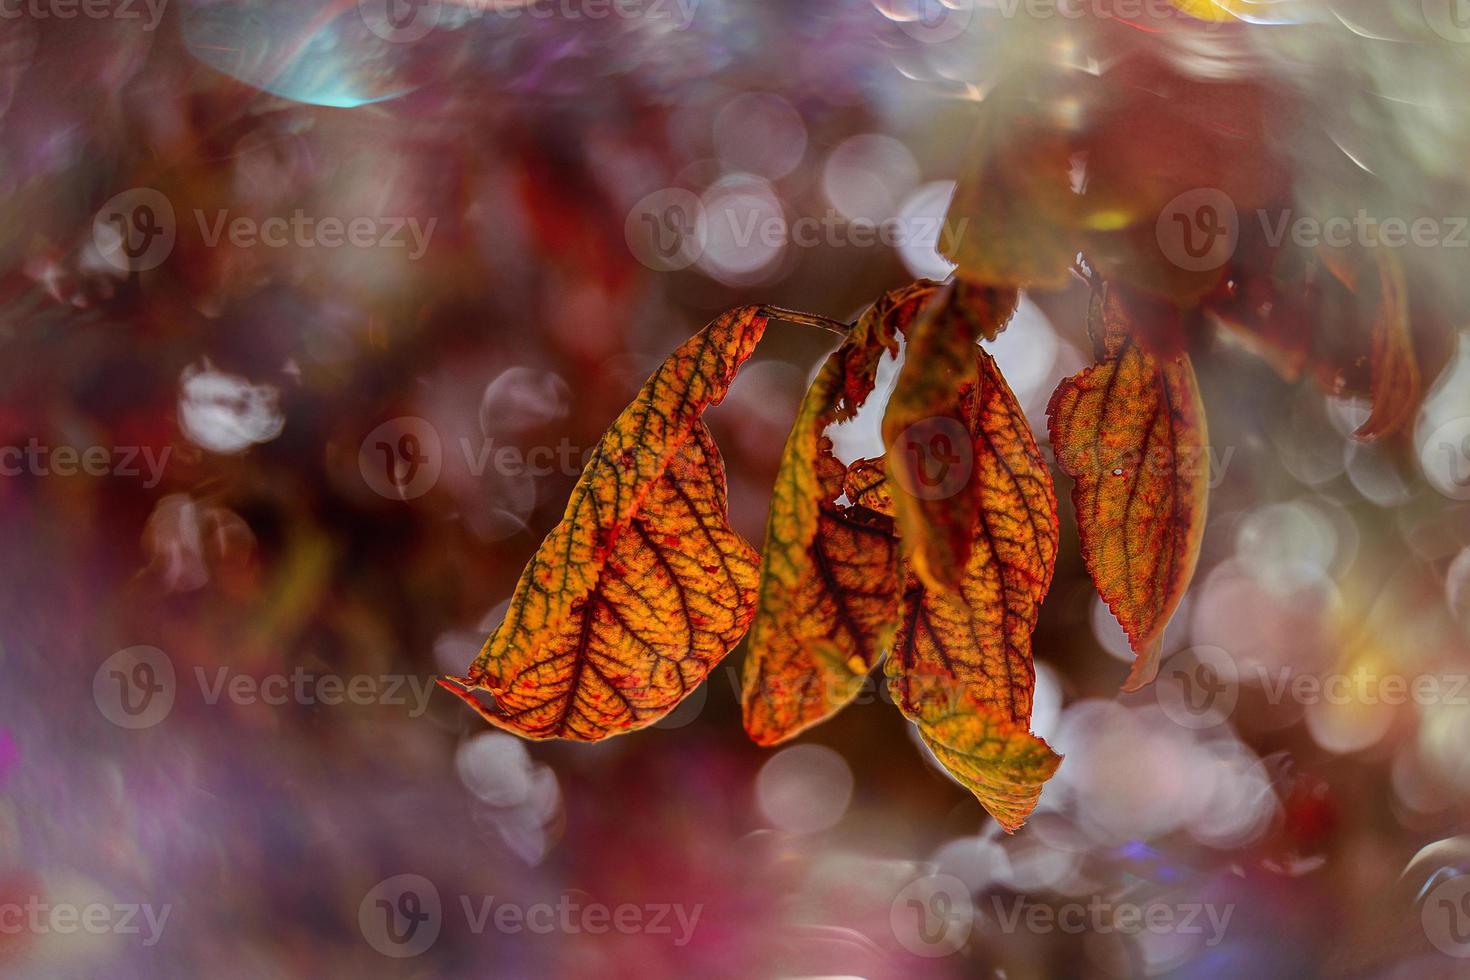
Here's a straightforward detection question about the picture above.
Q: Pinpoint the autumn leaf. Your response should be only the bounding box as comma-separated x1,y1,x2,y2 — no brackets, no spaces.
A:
882,282,1018,594
440,307,768,740
741,283,939,746
883,332,1061,832
910,685,1062,834
1047,285,1208,691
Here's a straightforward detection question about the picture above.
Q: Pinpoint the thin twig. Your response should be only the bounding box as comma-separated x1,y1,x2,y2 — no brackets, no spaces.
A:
758,306,854,336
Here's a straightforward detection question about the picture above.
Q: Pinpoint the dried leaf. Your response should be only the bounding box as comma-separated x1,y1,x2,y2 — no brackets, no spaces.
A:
741,283,939,746
1047,286,1208,691
883,282,1019,593
440,307,768,740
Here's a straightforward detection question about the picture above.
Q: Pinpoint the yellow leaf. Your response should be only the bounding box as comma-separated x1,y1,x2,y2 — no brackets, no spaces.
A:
911,687,1062,835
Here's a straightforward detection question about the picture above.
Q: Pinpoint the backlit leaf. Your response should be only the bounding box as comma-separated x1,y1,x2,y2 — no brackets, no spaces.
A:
883,282,1019,594
910,685,1062,835
440,307,768,740
1047,286,1208,691
741,283,939,746
884,342,1061,832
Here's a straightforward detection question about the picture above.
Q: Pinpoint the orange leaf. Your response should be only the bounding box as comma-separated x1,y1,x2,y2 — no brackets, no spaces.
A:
441,307,767,740
1047,286,1208,691
885,344,1061,831
741,283,939,746
883,282,1019,593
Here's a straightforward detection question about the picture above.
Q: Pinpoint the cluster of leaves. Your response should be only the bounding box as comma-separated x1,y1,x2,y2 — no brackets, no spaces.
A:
438,270,1215,832
440,29,1439,833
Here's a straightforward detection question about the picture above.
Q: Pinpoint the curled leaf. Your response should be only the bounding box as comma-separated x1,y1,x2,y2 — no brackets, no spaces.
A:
741,283,939,746
883,282,1019,594
441,307,768,740
1047,286,1208,691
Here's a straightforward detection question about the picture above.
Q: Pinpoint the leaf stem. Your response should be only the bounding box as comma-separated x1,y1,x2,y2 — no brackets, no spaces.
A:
759,306,854,336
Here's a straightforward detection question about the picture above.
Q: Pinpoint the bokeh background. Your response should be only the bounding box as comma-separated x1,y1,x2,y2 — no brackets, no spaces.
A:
3,0,1470,977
